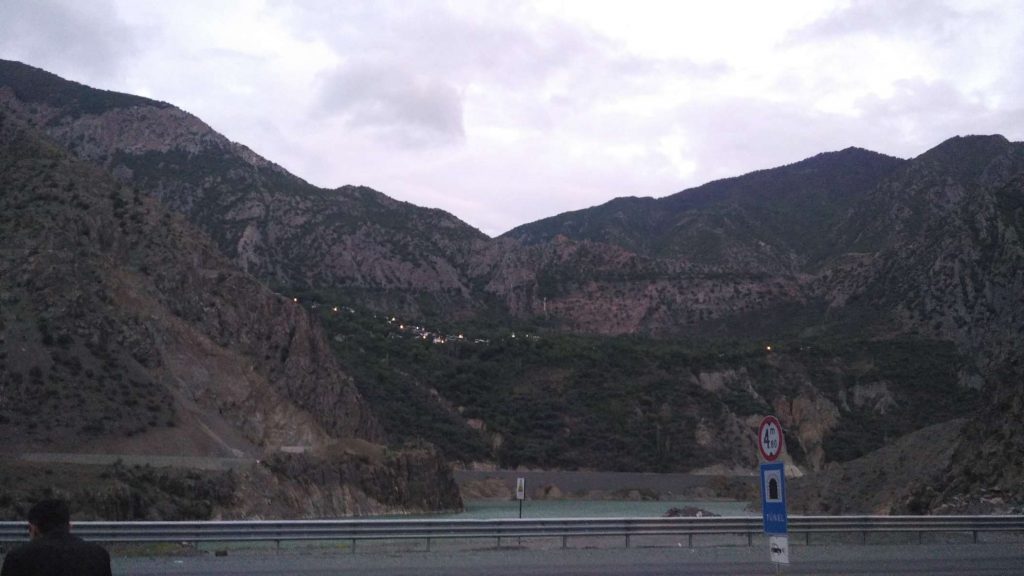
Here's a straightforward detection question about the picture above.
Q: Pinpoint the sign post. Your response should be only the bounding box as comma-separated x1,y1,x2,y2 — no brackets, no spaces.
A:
516,477,525,518
757,416,789,570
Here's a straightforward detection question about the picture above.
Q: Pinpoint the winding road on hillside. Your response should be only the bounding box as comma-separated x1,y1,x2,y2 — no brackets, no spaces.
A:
18,452,255,471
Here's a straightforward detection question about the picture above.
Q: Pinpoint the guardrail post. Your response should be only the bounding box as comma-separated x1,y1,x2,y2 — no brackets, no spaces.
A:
687,534,692,548
561,536,567,549
351,539,356,554
625,535,630,549
426,537,431,552
747,532,752,547
973,530,978,544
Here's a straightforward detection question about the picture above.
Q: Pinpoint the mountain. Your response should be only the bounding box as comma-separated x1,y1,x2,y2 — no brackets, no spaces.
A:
504,147,906,268
2,59,1023,513
492,132,1024,508
0,99,460,518
0,59,489,320
825,135,1024,509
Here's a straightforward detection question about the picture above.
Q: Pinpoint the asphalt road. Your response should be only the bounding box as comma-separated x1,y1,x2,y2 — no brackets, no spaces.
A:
115,542,1024,575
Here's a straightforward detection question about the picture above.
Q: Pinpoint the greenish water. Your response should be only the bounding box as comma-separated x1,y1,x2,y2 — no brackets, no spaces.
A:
440,499,754,519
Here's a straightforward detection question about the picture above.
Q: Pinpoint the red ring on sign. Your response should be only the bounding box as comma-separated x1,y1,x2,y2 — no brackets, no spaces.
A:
758,415,784,462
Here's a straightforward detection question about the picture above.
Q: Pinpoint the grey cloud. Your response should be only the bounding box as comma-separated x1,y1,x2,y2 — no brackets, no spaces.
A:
788,0,974,44
275,1,570,84
283,1,725,125
853,78,1022,145
317,61,465,147
0,0,136,81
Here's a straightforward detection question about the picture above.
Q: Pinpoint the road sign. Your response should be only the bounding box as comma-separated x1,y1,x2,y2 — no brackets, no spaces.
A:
760,462,788,534
758,415,784,461
769,535,789,564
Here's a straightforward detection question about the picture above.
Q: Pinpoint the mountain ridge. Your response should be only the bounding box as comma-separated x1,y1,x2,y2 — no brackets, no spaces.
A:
0,105,463,518
2,58,1023,513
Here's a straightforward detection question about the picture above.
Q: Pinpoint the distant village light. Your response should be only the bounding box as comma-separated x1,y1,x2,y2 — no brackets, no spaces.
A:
766,345,772,352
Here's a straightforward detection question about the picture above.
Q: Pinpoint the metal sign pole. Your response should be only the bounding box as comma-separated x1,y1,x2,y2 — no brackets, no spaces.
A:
759,415,790,569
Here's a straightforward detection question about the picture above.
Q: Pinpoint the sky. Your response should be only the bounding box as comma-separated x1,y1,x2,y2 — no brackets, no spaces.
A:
1,1,1022,236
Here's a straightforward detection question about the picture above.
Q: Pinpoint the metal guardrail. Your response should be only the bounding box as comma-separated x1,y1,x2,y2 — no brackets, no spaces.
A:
1,516,1022,550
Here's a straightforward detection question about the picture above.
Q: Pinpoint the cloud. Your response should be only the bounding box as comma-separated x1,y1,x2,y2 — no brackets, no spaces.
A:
283,1,724,145
0,0,137,81
853,78,1023,147
317,60,465,147
663,74,1024,194
788,0,966,43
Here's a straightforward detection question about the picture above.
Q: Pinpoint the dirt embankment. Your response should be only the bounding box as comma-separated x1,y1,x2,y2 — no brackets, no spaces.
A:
789,419,970,515
0,444,462,521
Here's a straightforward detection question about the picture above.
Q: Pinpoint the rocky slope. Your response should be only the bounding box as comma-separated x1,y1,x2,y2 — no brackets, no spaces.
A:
808,136,1024,510
0,59,488,320
0,109,378,450
0,109,460,515
789,420,967,515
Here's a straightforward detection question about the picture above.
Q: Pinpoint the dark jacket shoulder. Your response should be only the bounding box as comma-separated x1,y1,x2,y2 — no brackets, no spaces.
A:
1,531,111,576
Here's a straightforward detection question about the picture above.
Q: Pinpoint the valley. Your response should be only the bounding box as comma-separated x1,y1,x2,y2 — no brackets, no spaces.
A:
1,58,1022,518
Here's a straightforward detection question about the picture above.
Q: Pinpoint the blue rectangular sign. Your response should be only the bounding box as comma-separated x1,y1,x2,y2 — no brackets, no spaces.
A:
760,462,788,534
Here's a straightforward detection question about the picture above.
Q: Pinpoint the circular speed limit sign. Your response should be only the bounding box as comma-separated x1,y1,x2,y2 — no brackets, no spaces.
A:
758,416,784,461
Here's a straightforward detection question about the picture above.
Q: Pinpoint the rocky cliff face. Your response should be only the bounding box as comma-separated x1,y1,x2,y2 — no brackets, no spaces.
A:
821,136,1024,362
470,236,810,335
0,109,466,517
805,137,1024,510
245,445,463,517
0,110,379,452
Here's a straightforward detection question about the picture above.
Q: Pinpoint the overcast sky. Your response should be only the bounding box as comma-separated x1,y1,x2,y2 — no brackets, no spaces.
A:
2,1,1022,236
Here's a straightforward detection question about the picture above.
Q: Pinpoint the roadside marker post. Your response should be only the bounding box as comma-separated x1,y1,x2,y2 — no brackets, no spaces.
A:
516,477,525,519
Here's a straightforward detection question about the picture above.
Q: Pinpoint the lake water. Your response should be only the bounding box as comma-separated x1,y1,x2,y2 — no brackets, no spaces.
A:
439,499,754,519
